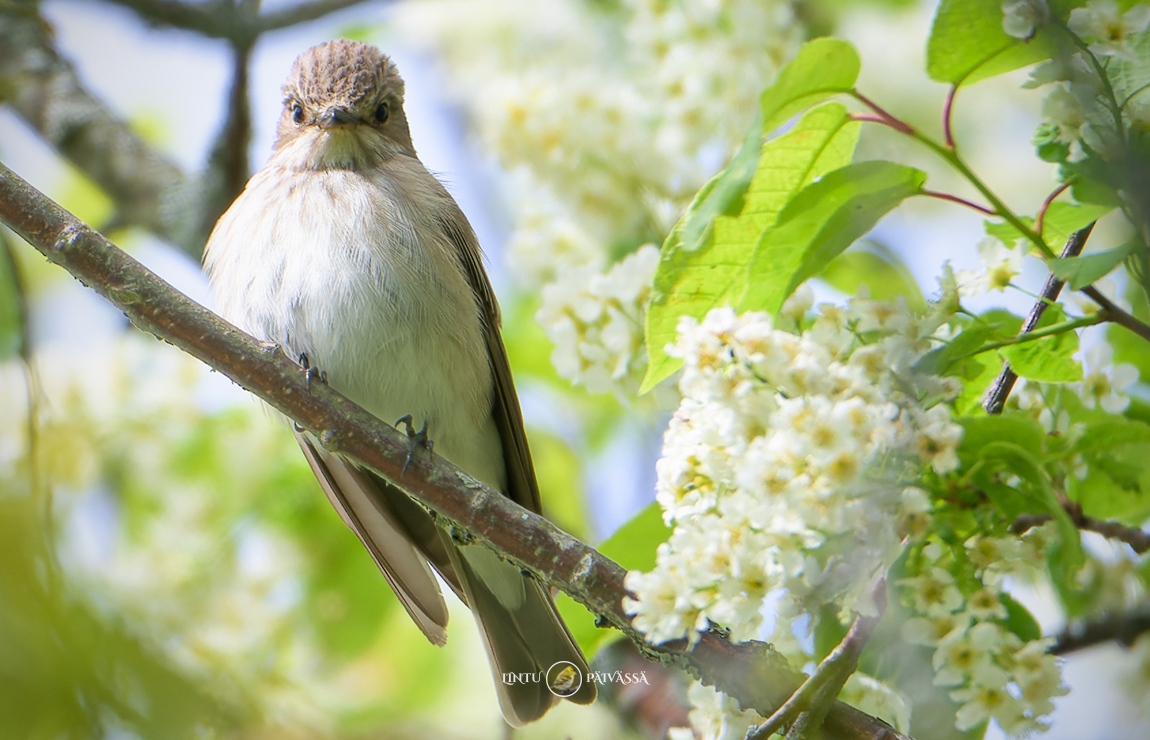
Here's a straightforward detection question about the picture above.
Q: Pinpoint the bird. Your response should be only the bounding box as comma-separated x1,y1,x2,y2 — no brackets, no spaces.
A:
202,38,595,725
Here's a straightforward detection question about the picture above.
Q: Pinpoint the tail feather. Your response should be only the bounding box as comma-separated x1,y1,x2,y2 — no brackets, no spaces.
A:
449,544,596,726
296,434,596,725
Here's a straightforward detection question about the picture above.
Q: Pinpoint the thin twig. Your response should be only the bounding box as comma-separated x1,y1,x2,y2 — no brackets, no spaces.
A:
1082,285,1150,342
850,92,915,135
942,86,957,149
921,189,994,215
101,0,381,43
748,585,890,740
1034,182,1072,238
101,0,228,36
983,224,1095,414
1012,510,1150,555
1049,603,1150,655
258,0,377,32
198,44,255,237
0,162,912,740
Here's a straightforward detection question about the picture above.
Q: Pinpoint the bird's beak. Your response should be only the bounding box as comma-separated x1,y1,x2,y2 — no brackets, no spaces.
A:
318,107,359,129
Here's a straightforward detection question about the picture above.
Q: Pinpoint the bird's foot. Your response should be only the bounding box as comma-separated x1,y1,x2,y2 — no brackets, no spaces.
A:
395,414,433,475
294,353,327,432
298,352,327,386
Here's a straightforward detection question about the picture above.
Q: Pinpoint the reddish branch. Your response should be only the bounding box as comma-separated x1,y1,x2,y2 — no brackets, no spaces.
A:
0,163,911,740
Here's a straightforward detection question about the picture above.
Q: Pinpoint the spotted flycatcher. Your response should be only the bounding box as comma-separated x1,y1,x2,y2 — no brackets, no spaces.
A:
203,39,595,725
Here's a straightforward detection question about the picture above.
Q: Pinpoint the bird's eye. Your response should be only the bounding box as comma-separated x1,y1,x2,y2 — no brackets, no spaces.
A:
374,102,389,123
291,102,304,124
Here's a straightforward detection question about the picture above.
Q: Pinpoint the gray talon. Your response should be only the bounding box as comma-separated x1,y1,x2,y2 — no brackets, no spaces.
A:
396,414,433,474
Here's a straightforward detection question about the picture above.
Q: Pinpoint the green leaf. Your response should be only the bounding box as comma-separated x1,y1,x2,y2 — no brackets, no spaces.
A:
743,161,927,315
958,415,1047,462
1069,419,1150,523
556,503,671,656
999,305,1082,382
983,202,1112,251
820,242,926,310
915,318,1015,376
1049,240,1137,289
761,38,861,133
927,0,1054,86
1039,202,1114,249
999,593,1042,642
642,104,860,391
600,502,673,573
677,116,768,260
1110,321,1150,390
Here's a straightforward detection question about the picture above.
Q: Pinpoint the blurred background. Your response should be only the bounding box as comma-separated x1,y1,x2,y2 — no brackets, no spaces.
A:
0,0,1146,737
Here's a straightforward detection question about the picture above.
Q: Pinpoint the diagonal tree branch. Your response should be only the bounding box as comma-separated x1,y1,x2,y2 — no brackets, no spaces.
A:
0,0,203,256
258,0,378,33
983,224,1095,415
1049,602,1150,655
100,0,242,40
0,161,912,740
1011,507,1150,555
100,0,377,44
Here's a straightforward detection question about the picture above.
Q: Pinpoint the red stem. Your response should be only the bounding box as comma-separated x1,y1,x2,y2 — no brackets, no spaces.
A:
851,91,915,135
921,188,995,216
943,86,957,149
1035,182,1072,238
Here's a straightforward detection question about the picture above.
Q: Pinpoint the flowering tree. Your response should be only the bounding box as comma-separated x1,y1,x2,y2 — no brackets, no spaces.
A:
398,0,1150,737
2,0,1150,739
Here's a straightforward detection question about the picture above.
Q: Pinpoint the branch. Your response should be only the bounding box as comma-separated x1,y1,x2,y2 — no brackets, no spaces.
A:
100,0,379,43
0,163,911,740
1049,603,1150,655
100,0,240,40
258,0,377,32
0,0,203,257
1082,284,1150,343
197,44,254,239
983,224,1095,414
1012,506,1150,555
920,188,994,216
748,585,887,740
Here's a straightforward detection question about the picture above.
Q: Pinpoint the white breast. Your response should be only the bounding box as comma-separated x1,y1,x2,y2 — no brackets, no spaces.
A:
204,162,504,488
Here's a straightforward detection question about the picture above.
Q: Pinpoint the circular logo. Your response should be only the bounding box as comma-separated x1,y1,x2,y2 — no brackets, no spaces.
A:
546,660,583,698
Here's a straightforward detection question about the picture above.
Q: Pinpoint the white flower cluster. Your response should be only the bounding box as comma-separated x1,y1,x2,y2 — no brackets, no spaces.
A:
535,244,660,394
901,536,1066,737
623,299,964,646
393,0,801,392
1001,0,1050,40
667,681,763,740
955,237,1027,297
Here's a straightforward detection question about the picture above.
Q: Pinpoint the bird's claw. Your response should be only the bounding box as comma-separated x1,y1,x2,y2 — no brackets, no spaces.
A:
294,353,327,432
395,414,433,475
299,352,327,387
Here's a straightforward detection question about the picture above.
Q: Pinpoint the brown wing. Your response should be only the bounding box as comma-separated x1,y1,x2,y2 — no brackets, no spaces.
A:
433,207,542,515
295,433,465,641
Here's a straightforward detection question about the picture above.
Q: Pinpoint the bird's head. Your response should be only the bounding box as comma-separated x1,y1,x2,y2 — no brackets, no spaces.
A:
274,39,415,170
